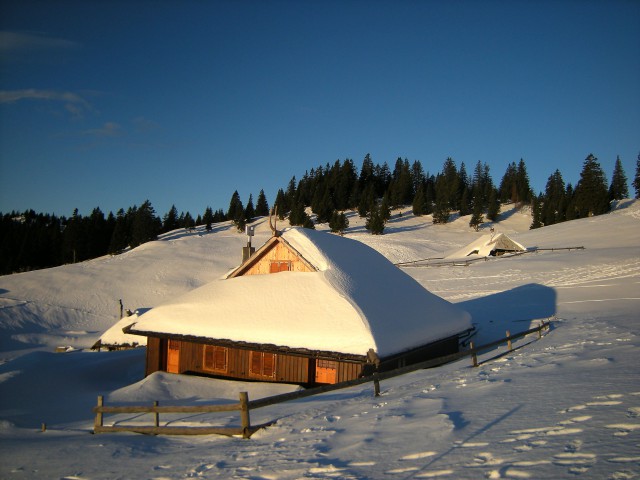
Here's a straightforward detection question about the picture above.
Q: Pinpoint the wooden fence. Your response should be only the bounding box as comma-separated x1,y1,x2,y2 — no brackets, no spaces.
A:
396,246,585,268
93,319,551,437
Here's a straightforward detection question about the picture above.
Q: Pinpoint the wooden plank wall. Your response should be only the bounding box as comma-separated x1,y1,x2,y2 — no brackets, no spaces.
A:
244,241,314,275
144,338,365,386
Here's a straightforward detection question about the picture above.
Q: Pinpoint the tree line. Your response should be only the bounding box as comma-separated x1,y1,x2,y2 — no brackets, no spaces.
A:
1,153,638,275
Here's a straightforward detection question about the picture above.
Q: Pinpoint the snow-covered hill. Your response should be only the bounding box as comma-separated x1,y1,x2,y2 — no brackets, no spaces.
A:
0,202,638,479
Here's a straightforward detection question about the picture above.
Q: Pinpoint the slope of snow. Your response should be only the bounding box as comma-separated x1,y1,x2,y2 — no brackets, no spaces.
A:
0,201,639,479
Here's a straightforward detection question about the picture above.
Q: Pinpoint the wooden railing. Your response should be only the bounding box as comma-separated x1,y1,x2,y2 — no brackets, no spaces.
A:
93,319,551,437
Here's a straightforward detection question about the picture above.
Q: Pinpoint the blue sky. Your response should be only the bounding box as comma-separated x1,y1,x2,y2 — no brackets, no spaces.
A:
1,0,638,218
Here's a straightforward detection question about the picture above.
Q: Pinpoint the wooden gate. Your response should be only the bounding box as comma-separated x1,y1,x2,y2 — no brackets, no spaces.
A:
315,359,337,384
167,340,180,373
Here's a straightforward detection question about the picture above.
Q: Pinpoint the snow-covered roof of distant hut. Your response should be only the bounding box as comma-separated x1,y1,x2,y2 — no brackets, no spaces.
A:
128,228,472,358
447,232,526,259
93,311,147,350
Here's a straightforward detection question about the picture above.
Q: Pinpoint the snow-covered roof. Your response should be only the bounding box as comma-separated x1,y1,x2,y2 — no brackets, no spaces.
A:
447,233,526,259
94,311,148,348
128,228,472,358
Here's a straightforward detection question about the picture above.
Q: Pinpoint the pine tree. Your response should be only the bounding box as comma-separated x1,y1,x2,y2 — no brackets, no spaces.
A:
358,184,375,218
469,202,483,231
542,170,566,226
274,189,287,219
162,205,179,233
432,186,451,224
365,203,385,234
227,191,243,221
183,212,195,229
608,156,629,201
486,188,500,221
380,193,392,222
203,206,214,232
131,200,160,248
329,210,349,235
530,193,544,229
255,189,269,217
574,154,610,217
108,208,129,253
516,159,533,205
244,194,255,221
499,162,517,203
412,184,427,216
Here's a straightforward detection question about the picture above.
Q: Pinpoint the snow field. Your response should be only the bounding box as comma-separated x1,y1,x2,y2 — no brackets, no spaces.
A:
0,201,638,479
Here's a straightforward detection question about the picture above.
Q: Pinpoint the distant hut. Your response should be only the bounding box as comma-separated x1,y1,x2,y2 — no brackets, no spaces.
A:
447,232,526,259
125,227,472,386
92,310,147,351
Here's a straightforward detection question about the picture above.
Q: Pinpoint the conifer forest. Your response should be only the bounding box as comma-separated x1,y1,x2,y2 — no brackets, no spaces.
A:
2,153,638,275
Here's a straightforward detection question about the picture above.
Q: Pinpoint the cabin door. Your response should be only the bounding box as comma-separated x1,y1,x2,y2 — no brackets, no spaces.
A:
167,339,180,373
315,359,338,384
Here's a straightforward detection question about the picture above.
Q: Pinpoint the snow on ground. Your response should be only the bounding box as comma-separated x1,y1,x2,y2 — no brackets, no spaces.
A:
0,201,639,479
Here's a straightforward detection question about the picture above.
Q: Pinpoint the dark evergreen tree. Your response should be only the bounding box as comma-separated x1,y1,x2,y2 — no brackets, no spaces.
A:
131,200,160,248
62,208,84,263
255,189,269,216
542,170,567,225
244,194,255,221
574,154,610,217
499,161,518,204
380,192,392,222
288,200,314,228
608,156,629,201
314,187,335,224
108,208,129,253
412,184,427,216
469,202,483,231
486,187,500,221
365,203,385,234
329,210,349,235
227,191,243,221
516,159,533,205
530,193,544,229
283,176,297,213
274,189,287,219
86,207,111,259
411,160,426,199
162,205,180,233
565,183,577,220
183,212,195,229
458,162,471,215
432,178,451,224
358,184,375,218
203,206,214,231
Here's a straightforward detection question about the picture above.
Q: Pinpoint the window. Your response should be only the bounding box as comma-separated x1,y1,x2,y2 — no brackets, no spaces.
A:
203,345,228,373
269,261,291,273
249,351,276,378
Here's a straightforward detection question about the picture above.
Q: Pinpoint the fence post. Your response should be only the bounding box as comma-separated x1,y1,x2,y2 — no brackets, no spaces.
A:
153,401,159,427
240,392,251,439
373,372,381,397
470,342,478,367
506,331,512,351
95,395,104,430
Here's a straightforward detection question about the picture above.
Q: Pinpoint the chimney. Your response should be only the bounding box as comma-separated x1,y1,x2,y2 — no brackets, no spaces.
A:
242,225,255,262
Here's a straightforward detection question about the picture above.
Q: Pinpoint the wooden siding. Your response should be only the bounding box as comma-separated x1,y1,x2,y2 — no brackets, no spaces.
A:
144,337,365,386
243,241,314,276
145,337,163,377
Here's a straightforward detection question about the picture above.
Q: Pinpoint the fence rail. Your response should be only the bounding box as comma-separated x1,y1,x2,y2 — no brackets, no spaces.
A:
93,319,551,437
396,246,585,268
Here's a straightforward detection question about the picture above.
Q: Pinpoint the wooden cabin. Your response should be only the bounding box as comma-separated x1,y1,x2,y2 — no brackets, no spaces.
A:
125,227,472,387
